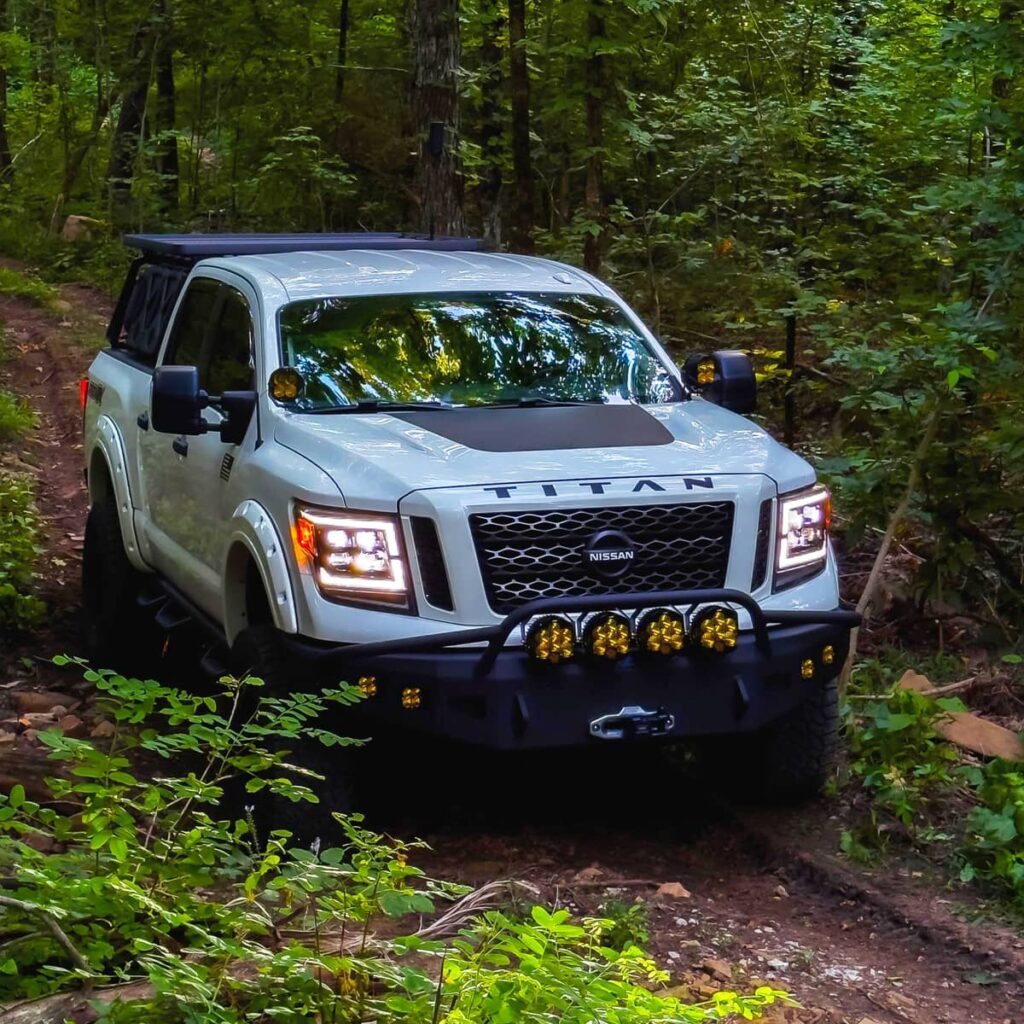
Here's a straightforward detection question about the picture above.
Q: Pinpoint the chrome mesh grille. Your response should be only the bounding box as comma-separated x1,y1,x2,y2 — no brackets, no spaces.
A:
470,501,734,614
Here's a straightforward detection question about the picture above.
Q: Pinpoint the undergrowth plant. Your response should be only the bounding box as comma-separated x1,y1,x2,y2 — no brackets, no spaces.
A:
0,266,60,311
0,660,789,1022
0,472,44,629
845,684,1024,906
0,390,36,439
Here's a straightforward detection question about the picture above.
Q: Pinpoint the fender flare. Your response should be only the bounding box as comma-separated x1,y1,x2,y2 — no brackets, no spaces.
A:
90,416,148,572
222,500,299,645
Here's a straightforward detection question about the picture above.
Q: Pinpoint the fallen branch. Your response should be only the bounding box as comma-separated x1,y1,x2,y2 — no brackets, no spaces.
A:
0,895,90,980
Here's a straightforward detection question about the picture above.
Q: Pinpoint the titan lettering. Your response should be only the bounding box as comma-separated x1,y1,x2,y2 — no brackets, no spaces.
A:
485,478,715,499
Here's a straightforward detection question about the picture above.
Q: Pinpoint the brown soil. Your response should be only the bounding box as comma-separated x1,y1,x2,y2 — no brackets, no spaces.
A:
0,272,1022,1023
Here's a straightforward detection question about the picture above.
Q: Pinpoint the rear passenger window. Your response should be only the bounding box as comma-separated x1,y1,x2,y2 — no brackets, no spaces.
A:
166,278,254,393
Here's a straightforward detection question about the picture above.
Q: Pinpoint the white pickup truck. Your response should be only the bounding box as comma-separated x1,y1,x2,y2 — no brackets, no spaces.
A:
81,233,858,797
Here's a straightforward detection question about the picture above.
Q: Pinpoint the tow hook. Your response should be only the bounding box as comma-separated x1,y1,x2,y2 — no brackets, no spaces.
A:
589,705,675,740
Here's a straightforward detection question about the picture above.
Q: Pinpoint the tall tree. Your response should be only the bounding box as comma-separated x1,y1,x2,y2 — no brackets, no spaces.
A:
154,0,179,216
478,0,504,245
0,0,12,176
411,0,466,236
507,0,533,252
582,0,605,274
333,0,351,154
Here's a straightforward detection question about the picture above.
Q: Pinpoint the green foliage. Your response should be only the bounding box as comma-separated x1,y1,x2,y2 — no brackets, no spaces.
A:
0,389,35,439
596,897,650,951
961,761,1024,902
0,472,44,629
0,658,789,1021
0,266,59,311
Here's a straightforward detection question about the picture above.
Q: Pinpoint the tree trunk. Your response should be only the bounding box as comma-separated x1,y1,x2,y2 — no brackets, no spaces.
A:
154,0,179,216
992,0,1023,150
0,0,12,175
411,0,465,236
507,0,533,252
478,0,503,246
333,0,351,154
107,21,156,228
583,0,605,275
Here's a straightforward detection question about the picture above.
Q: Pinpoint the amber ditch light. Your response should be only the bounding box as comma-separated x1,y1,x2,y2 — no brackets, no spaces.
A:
691,606,739,653
525,616,576,664
401,687,422,709
696,358,716,386
822,645,835,666
636,608,686,655
801,659,815,679
583,613,632,660
269,367,305,403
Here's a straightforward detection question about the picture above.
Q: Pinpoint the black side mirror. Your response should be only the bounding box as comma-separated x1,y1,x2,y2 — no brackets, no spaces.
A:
682,350,756,415
152,365,207,435
151,365,257,444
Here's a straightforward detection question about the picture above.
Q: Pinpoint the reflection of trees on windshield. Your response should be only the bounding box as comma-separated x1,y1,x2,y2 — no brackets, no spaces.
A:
278,292,672,409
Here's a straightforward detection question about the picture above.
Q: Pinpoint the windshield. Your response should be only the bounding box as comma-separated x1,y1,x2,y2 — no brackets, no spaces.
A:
277,291,677,410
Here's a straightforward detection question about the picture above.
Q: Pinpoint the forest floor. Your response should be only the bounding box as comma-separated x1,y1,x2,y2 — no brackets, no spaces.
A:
0,270,1023,1024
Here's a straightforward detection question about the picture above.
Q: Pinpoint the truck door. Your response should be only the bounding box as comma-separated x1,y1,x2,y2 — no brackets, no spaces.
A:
138,274,258,619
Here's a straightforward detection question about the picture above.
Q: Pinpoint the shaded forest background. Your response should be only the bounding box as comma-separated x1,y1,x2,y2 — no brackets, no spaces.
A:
0,0,1021,642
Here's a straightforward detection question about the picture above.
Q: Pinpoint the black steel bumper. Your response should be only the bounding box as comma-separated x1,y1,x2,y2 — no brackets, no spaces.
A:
282,589,859,751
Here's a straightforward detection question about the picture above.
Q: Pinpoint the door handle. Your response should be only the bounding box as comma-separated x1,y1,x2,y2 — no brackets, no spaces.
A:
137,411,149,430
172,437,188,457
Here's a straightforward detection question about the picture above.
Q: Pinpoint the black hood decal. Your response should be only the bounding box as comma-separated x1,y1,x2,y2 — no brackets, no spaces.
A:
392,404,674,453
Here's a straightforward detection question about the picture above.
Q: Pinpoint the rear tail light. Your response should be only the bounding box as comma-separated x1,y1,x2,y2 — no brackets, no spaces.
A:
79,378,89,412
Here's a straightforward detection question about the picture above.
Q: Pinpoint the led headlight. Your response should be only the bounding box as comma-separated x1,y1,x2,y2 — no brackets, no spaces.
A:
293,505,410,608
775,485,831,590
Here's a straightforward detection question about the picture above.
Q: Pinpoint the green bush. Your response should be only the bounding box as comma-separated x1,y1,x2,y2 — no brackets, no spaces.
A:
0,265,59,310
961,761,1024,902
0,472,44,629
0,661,790,1022
0,390,36,439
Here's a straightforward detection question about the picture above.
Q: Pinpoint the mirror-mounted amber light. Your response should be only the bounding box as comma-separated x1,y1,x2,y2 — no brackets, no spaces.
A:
583,612,632,660
636,608,686,655
696,359,716,386
269,367,305,402
691,605,739,653
526,615,576,664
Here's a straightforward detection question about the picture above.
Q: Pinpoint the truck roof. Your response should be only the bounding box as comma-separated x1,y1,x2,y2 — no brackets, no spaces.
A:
205,249,598,301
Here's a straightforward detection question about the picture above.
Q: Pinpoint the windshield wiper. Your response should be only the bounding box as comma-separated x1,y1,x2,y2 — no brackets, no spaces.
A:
310,400,453,414
480,395,608,409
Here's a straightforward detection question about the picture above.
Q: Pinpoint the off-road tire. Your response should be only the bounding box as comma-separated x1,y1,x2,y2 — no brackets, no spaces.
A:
81,498,158,671
750,677,840,799
230,624,356,841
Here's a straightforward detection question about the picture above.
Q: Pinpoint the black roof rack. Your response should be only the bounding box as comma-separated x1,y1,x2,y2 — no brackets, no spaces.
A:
122,232,489,258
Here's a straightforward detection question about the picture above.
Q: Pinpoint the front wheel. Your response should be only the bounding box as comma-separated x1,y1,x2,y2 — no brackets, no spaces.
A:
229,624,357,841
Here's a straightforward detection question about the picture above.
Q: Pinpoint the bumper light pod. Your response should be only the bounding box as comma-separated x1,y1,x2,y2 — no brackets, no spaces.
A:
636,608,686,655
358,676,378,698
801,659,815,680
692,606,739,653
822,645,835,666
526,616,576,664
401,687,422,709
583,613,632,660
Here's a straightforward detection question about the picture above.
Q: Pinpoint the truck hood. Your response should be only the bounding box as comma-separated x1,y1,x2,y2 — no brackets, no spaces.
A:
273,400,815,509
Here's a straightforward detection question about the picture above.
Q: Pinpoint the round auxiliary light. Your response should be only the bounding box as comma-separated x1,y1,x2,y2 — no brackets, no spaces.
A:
636,608,686,656
525,616,576,664
269,367,305,403
691,606,739,653
582,612,632,660
696,358,717,386
401,687,422,710
358,676,378,698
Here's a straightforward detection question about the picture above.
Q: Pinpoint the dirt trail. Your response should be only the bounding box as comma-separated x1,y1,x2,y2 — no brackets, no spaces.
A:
0,274,1022,1023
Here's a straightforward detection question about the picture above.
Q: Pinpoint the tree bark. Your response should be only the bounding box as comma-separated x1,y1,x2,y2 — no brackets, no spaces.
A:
507,0,533,252
583,0,605,275
991,0,1023,150
478,0,503,246
154,0,179,216
411,0,466,236
107,20,156,228
0,0,12,174
332,0,351,154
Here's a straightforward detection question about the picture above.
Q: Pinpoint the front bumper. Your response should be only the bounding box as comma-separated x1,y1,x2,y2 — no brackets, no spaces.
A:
282,588,859,751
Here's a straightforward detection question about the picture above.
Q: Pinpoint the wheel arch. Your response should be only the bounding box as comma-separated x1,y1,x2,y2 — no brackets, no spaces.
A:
222,501,299,645
88,417,147,572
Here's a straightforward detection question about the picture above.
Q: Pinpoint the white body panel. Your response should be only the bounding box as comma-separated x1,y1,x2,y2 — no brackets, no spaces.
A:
83,248,839,648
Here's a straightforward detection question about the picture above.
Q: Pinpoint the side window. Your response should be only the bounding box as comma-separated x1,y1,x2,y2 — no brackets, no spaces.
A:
166,278,254,394
167,278,220,369
206,288,255,394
